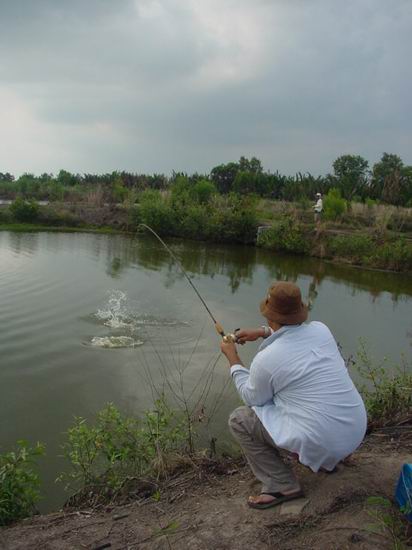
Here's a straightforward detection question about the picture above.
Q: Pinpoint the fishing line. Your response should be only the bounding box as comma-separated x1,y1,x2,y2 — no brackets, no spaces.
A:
138,224,231,340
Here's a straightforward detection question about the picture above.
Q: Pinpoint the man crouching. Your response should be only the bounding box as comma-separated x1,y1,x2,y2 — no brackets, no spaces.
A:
220,281,367,509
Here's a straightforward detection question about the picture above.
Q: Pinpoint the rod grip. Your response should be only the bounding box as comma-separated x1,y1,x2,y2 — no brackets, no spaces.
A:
215,322,225,337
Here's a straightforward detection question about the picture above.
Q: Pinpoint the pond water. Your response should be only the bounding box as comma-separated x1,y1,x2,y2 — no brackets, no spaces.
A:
0,231,411,512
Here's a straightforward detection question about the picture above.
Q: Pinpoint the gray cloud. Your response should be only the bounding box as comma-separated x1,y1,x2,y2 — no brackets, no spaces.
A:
0,0,411,176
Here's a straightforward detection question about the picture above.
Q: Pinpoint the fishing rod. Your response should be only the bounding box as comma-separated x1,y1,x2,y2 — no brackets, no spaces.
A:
138,224,236,342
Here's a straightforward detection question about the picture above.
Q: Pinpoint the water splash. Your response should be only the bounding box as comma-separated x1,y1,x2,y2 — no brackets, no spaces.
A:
90,336,143,349
95,290,132,329
89,290,188,349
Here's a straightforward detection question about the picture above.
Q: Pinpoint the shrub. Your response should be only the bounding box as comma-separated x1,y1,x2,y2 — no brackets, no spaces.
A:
0,441,45,526
38,205,81,227
212,195,259,243
9,198,40,223
112,178,128,203
135,192,258,244
327,234,374,263
297,196,311,210
138,190,176,235
352,341,412,428
180,203,211,237
370,238,412,271
58,401,189,501
257,216,310,254
170,176,192,208
0,207,12,223
190,179,216,204
323,188,347,220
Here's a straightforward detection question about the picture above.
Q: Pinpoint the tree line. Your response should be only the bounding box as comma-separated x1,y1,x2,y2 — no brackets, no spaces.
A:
1,152,411,207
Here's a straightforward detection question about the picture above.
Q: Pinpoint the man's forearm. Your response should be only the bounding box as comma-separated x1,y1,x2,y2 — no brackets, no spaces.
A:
226,350,243,367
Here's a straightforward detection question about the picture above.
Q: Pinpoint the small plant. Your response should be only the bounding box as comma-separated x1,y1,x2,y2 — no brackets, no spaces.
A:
58,400,190,501
370,238,412,271
138,190,176,235
297,196,311,210
257,215,310,254
112,177,128,203
366,496,411,549
9,197,40,223
327,234,374,263
0,207,12,224
0,440,45,526
323,188,347,221
190,179,216,204
352,341,412,428
366,197,377,209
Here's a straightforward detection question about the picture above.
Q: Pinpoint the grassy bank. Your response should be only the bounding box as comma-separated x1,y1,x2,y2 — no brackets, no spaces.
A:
1,191,412,272
0,223,125,234
1,345,411,527
257,219,412,272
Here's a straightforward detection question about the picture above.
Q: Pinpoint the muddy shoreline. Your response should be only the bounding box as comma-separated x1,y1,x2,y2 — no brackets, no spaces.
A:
3,429,411,550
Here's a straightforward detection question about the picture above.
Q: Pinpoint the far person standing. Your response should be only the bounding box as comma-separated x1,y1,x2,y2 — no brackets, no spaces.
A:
313,192,323,223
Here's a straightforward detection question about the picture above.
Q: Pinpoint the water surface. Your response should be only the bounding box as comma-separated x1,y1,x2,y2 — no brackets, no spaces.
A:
0,231,411,511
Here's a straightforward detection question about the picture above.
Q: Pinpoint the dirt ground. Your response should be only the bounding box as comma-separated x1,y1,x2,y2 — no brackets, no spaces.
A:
2,431,411,550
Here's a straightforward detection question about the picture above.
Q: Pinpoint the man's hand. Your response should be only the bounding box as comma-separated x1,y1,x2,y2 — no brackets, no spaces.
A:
220,340,241,367
234,327,265,345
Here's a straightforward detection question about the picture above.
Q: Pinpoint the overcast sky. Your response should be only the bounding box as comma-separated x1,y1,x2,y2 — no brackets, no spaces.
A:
0,0,411,177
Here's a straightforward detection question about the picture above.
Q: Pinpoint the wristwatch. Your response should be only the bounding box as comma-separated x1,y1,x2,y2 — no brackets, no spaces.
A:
260,325,272,338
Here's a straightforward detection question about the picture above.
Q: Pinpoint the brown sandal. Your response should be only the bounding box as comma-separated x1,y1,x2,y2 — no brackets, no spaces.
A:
247,490,304,510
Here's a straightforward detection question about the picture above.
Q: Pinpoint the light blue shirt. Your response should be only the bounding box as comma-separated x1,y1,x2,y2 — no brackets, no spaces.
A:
230,322,367,471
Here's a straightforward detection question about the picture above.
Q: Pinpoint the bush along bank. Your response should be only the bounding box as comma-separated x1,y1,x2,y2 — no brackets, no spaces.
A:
0,182,259,245
257,215,412,272
1,189,412,271
131,184,259,244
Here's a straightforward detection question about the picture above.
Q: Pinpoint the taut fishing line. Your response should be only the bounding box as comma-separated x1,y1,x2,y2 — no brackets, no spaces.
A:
138,224,235,342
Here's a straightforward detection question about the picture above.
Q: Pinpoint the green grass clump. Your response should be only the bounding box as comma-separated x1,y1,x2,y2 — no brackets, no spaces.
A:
257,216,310,254
0,441,45,526
327,234,374,263
134,190,258,244
352,341,412,429
0,207,12,224
369,239,412,271
323,188,347,221
58,400,191,505
9,198,40,223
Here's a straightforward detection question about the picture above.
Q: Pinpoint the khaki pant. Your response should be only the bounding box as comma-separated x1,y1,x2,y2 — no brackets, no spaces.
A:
228,406,300,494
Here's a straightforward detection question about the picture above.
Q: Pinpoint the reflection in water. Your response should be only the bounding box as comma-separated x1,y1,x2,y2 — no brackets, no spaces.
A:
6,231,40,256
102,234,412,305
4,231,409,303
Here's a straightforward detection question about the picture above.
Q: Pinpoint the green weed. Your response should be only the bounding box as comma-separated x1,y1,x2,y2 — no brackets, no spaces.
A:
327,234,374,263
366,496,411,549
10,198,40,223
257,216,310,254
351,341,412,428
0,441,45,526
323,188,347,221
58,399,190,502
370,239,412,271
